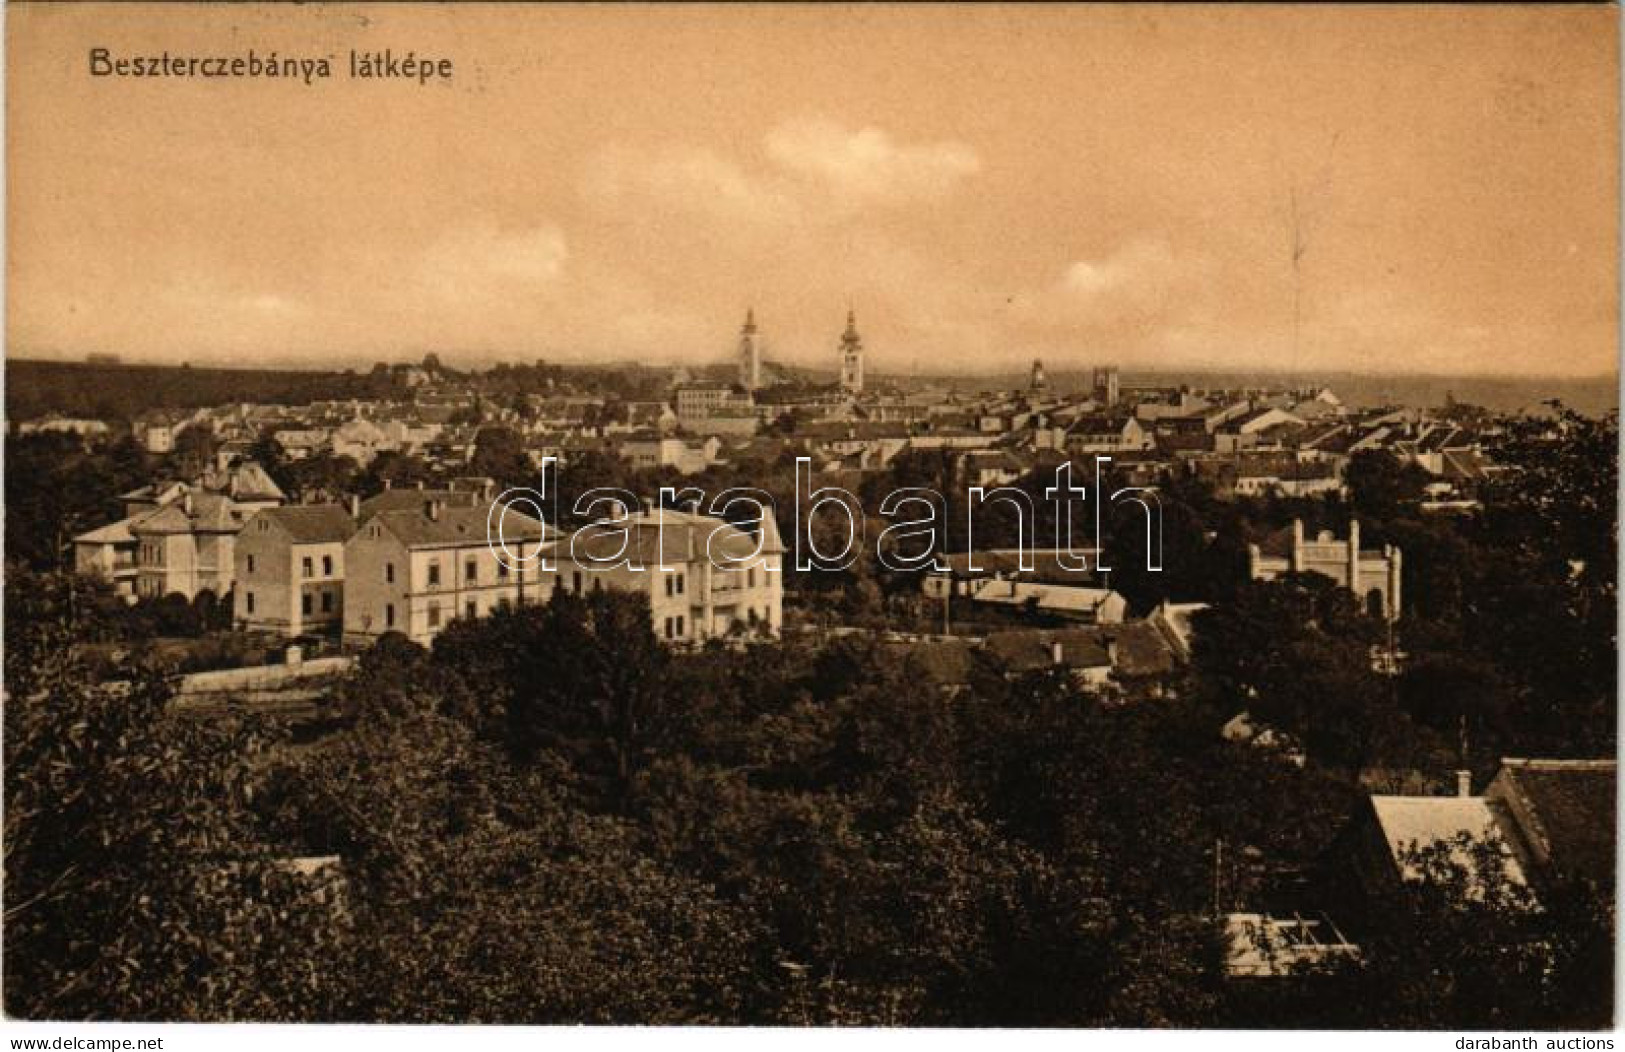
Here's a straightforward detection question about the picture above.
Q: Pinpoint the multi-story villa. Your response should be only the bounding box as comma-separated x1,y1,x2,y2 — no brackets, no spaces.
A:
234,505,356,637
342,497,553,646
546,506,784,644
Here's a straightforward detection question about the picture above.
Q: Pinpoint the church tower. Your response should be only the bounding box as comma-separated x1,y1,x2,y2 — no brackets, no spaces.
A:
738,309,762,391
1029,358,1048,394
1092,365,1120,407
838,310,865,394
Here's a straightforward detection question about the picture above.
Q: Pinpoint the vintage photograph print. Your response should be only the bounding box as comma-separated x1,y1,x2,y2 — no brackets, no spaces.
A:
3,3,1617,1030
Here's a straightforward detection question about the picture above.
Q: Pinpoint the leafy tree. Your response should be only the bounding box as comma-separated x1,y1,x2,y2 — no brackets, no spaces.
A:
5,638,348,1019
469,426,530,487
1345,449,1429,522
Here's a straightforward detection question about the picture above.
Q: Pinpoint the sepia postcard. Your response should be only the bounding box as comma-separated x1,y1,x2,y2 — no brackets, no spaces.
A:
1,2,1618,1040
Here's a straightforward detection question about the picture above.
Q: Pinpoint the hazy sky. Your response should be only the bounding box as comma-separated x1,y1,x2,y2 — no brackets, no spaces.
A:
7,4,1618,377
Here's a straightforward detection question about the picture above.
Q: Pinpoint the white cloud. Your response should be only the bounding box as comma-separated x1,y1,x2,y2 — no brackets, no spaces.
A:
165,279,309,320
416,221,568,300
241,293,304,316
583,145,795,225
764,119,981,205
1059,237,1178,298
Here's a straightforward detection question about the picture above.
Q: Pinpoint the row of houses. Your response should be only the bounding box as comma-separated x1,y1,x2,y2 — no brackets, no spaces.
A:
76,472,785,649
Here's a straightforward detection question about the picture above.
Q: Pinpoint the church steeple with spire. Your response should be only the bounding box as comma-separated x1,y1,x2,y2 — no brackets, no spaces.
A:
838,309,865,394
738,308,762,390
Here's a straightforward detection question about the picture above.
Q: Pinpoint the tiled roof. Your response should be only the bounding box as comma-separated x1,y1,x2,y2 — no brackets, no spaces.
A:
257,505,355,544
1493,758,1615,880
373,501,551,550
984,629,1112,673
129,504,194,535
74,518,136,545
358,488,482,522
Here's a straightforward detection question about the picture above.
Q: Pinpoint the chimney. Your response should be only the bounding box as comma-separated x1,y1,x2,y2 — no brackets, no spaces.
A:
416,479,426,491
1051,640,1065,665
348,494,360,519
383,478,393,491
1456,769,1473,797
425,499,444,521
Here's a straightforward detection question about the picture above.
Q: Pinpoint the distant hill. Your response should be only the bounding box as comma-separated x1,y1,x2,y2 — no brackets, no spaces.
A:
5,359,382,423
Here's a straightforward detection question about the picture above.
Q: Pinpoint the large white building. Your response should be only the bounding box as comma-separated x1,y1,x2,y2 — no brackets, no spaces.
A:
546,506,784,644
342,497,553,646
234,505,355,637
1247,519,1402,621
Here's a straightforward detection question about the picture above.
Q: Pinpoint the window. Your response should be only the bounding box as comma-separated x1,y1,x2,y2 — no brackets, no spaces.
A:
302,594,313,616
572,571,582,594
664,617,674,639
322,555,333,576
747,567,755,589
321,591,334,613
246,592,255,614
497,561,510,579
246,554,255,574
302,556,314,578
676,615,685,637
385,603,395,628
465,558,477,583
385,562,395,584
428,561,441,587
427,603,441,628
465,600,477,620
676,573,685,595
665,575,674,597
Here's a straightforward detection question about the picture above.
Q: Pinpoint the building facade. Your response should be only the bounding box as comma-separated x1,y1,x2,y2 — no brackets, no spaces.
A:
234,505,355,637
342,498,552,646
1248,519,1403,621
546,507,784,644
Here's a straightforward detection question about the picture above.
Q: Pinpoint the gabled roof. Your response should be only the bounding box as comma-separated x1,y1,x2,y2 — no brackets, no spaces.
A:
129,503,194,535
119,479,188,504
366,501,552,550
254,505,356,544
357,488,482,523
1441,449,1491,482
1489,758,1615,880
1104,620,1179,678
1368,794,1528,889
1069,414,1137,435
187,493,244,533
984,629,1112,673
199,461,286,502
74,517,136,545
